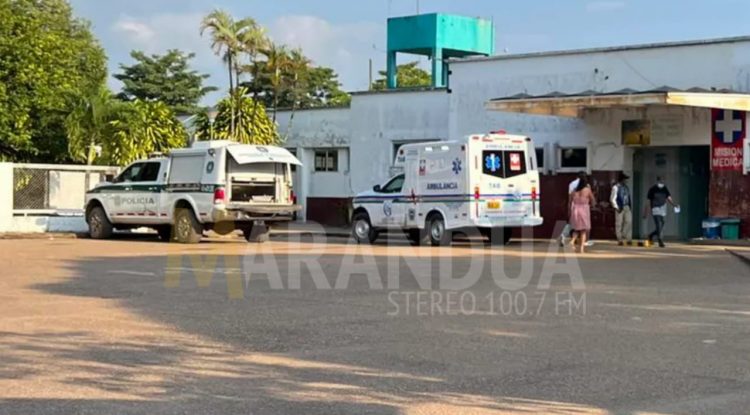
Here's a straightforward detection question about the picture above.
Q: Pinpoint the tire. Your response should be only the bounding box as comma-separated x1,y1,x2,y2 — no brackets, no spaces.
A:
87,206,113,240
173,208,202,244
352,212,378,244
243,224,270,243
483,227,512,246
156,226,173,242
427,214,452,246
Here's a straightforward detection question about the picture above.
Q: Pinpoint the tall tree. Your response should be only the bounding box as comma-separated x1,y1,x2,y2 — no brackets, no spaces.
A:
200,10,260,136
114,50,217,115
372,61,431,90
0,0,107,162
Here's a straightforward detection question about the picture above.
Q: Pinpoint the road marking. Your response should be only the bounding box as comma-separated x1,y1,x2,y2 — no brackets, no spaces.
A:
702,339,717,344
107,270,156,276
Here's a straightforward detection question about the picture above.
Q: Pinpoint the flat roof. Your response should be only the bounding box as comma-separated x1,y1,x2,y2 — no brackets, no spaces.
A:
485,88,750,118
451,35,750,64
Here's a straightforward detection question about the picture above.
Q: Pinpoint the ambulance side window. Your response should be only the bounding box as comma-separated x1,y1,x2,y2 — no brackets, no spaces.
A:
381,174,405,193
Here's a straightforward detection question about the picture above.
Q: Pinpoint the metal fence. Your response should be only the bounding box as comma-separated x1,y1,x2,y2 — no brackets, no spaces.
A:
12,164,119,215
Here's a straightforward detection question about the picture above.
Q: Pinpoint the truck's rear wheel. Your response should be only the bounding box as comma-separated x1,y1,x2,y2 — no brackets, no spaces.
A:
352,212,378,244
87,206,113,240
174,208,202,244
427,214,451,246
243,224,270,243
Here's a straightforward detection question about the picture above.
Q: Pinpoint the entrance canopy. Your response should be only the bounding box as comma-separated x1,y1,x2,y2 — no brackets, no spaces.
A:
484,87,750,117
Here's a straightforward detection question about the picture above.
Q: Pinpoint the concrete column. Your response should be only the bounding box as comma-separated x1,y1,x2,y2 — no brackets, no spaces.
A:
431,48,444,87
386,51,397,89
0,163,13,232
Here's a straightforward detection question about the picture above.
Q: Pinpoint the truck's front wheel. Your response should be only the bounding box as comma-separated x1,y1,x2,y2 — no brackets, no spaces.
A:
174,208,202,244
352,212,378,244
87,206,113,240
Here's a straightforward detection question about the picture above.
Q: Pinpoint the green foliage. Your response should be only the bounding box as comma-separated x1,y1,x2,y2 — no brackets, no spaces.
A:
114,50,217,115
243,52,350,110
65,90,186,166
195,88,278,145
105,101,187,165
372,61,431,90
0,0,107,162
64,88,125,164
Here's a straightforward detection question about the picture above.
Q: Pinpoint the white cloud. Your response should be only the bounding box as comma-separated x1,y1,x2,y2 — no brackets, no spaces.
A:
268,15,385,91
113,19,155,44
585,1,626,12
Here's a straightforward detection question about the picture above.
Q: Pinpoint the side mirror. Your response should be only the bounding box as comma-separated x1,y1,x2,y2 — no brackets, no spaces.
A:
105,174,115,183
373,184,381,192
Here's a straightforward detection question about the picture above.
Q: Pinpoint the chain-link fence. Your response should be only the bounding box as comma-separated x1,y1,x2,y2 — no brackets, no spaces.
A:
12,164,119,214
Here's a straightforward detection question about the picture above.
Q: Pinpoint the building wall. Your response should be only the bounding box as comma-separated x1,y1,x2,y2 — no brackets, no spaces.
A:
275,38,750,235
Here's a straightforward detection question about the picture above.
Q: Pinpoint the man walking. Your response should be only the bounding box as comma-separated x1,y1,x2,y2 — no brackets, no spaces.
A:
645,176,677,248
610,172,632,245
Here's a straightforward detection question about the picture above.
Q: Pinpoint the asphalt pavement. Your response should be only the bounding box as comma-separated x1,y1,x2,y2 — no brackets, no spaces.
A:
0,234,749,414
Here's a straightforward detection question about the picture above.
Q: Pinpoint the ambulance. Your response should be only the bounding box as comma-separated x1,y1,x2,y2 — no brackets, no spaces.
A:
351,132,542,245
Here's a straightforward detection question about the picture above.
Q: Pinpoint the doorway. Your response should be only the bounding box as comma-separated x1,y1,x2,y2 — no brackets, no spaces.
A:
632,146,710,240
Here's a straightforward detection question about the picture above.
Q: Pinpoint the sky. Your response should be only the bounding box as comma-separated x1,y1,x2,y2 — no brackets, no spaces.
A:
69,0,750,104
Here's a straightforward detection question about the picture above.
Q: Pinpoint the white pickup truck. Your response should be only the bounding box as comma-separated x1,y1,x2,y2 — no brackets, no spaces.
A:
84,140,302,243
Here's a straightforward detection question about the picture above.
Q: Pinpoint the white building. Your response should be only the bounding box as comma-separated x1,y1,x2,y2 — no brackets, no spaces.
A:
278,35,750,240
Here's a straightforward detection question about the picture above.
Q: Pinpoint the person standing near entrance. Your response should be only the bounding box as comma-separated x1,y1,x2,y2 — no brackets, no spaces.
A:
569,175,596,253
644,176,677,248
559,171,586,246
610,172,632,245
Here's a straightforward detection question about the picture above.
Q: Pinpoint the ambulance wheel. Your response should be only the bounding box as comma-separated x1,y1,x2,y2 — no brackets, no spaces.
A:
243,224,270,243
174,208,202,244
156,226,173,242
352,212,378,244
427,214,452,246
87,206,113,239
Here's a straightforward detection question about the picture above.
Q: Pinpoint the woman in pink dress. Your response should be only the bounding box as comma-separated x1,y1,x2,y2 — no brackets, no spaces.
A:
568,176,596,253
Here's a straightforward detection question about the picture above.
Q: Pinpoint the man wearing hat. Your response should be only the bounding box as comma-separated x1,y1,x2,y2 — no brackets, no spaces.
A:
610,172,632,245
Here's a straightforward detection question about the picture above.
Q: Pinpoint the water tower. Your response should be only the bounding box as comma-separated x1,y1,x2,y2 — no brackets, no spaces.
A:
386,13,495,88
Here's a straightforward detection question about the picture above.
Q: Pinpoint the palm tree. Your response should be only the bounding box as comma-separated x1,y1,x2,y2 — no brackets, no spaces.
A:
263,43,291,123
200,10,257,137
283,48,311,137
64,88,123,164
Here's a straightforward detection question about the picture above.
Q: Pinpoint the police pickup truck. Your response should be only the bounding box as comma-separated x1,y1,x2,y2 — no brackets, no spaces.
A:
84,140,302,243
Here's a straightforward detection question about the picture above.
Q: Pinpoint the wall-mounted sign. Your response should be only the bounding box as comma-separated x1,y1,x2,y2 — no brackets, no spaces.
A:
711,109,746,171
622,120,651,146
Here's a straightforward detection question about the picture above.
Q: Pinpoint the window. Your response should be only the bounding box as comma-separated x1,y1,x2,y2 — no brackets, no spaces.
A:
380,174,405,193
535,148,544,170
314,149,338,172
114,163,144,183
559,148,587,169
137,162,162,182
482,150,527,178
503,150,527,178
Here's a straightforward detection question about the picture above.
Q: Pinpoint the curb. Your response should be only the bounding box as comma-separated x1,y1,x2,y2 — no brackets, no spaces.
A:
726,249,750,267
0,232,85,240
